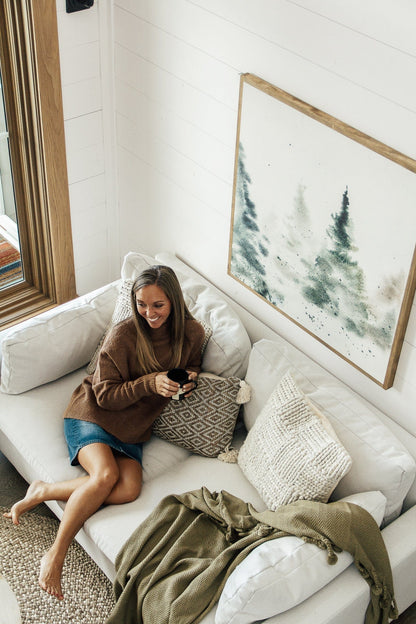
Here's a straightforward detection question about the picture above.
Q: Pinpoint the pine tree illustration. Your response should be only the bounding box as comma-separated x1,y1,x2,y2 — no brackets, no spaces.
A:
303,187,369,334
230,143,277,302
274,183,315,285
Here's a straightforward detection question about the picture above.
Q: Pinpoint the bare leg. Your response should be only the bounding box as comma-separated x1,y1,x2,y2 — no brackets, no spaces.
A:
3,454,143,524
105,454,142,505
3,476,89,525
37,443,120,599
37,446,143,599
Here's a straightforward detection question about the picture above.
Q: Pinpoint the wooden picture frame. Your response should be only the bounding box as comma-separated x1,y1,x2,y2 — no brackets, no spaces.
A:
228,73,416,389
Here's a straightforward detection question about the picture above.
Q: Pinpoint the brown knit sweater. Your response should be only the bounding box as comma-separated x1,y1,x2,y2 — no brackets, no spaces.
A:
63,317,205,443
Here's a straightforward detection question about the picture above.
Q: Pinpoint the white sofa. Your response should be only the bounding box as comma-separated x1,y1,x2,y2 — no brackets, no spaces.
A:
1,251,416,624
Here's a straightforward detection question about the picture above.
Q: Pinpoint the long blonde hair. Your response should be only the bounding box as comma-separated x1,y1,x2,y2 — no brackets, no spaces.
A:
130,265,195,374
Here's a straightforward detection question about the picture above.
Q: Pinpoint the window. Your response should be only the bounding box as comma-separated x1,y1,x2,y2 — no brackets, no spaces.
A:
0,0,76,329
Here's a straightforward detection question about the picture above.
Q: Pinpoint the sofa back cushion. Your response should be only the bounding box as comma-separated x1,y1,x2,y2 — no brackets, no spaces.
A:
0,282,119,394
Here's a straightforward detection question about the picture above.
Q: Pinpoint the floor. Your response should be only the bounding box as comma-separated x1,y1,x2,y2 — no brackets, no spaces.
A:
0,450,415,623
0,451,53,519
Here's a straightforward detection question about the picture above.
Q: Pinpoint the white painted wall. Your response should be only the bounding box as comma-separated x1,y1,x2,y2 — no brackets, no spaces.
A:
58,0,416,433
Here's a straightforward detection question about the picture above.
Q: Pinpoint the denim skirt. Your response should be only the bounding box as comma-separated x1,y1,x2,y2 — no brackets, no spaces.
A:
64,418,143,466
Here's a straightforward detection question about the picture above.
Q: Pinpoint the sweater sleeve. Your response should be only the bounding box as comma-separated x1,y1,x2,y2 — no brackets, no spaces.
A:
90,322,158,411
91,351,158,411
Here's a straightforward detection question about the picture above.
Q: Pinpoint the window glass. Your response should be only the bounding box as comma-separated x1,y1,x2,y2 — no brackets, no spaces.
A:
0,66,23,291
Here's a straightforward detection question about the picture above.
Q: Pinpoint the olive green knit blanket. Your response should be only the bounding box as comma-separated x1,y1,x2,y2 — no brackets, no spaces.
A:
107,487,397,624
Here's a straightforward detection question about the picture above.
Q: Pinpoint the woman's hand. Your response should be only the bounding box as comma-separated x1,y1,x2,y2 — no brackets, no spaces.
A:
183,371,198,397
154,371,198,398
154,373,179,398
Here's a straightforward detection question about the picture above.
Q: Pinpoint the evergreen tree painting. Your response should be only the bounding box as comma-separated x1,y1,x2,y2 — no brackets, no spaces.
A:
228,74,416,387
302,187,397,350
230,143,282,304
274,183,315,287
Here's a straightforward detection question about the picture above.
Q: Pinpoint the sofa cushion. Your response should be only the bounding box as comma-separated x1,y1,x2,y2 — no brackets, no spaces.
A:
238,372,352,510
152,373,250,457
215,490,387,624
85,446,267,566
244,339,416,524
0,282,119,395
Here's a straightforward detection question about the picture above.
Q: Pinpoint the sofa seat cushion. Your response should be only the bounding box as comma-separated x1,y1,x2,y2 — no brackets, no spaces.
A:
83,448,266,565
244,339,416,524
0,369,191,487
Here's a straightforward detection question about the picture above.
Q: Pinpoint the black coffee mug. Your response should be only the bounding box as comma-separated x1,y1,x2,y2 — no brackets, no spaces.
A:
167,368,189,401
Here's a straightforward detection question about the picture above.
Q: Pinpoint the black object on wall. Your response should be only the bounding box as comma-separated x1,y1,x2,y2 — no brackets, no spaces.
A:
66,0,94,13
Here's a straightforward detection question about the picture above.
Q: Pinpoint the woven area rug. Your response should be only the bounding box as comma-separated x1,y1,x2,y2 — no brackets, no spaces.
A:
0,507,116,624
0,234,22,288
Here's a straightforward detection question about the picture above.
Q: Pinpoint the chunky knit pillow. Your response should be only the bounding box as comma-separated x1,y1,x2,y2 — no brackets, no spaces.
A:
238,372,352,510
153,373,250,458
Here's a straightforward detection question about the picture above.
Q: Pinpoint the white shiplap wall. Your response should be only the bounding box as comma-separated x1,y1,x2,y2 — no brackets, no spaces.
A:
111,0,416,433
56,0,118,295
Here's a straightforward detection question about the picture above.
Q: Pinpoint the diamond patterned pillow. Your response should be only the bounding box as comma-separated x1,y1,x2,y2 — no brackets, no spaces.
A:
238,372,352,510
152,373,250,457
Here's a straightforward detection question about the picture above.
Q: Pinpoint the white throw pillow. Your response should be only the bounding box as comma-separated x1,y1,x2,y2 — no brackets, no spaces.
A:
0,282,119,394
244,339,416,524
215,490,386,624
238,372,352,510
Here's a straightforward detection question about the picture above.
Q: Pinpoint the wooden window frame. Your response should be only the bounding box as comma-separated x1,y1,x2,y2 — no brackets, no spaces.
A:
0,0,76,329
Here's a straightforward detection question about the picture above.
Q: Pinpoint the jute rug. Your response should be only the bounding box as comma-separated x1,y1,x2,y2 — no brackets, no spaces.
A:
0,507,116,624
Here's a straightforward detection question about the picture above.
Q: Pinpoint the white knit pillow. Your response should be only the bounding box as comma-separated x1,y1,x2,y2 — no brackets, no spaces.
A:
238,372,352,510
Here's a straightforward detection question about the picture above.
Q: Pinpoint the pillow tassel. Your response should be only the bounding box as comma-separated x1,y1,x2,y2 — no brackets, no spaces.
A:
218,446,239,463
236,380,251,404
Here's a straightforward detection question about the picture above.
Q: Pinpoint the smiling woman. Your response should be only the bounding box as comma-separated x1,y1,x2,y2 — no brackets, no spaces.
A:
0,0,76,329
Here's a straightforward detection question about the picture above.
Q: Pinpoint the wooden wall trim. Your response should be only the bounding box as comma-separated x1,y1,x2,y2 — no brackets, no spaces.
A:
0,0,76,329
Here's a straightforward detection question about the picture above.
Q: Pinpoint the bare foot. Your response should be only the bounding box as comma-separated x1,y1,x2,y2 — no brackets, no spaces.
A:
39,550,64,600
3,480,48,525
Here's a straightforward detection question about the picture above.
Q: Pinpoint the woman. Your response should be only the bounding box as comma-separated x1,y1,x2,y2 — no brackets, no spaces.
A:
3,265,205,600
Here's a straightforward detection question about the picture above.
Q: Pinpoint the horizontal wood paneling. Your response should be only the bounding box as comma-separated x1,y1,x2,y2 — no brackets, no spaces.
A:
114,44,236,146
116,101,232,216
115,79,234,183
287,0,416,56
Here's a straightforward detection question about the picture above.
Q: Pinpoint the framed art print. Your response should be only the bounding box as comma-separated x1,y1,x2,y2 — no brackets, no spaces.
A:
228,73,416,389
